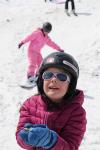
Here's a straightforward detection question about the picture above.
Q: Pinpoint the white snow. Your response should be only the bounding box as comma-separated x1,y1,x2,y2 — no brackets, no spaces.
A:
0,0,100,150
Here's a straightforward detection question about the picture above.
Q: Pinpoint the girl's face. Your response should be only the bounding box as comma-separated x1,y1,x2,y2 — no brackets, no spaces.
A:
43,67,70,103
44,31,49,35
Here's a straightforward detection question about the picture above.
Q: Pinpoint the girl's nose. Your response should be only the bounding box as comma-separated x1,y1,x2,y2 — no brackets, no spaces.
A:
51,76,57,82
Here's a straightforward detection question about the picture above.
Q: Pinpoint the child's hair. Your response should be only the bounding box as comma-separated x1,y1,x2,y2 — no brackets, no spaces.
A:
36,52,79,104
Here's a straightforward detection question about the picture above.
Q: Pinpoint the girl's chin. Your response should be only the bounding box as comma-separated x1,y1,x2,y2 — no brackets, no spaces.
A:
47,95,63,102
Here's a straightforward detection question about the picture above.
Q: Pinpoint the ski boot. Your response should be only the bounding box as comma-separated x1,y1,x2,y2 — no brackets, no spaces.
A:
20,75,37,89
72,9,78,16
65,9,70,16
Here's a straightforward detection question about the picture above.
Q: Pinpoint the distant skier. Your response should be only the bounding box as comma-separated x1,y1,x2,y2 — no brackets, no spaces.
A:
65,0,77,16
18,22,63,88
44,0,52,2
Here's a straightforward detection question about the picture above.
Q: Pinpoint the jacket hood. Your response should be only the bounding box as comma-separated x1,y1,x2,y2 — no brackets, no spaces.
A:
70,89,84,105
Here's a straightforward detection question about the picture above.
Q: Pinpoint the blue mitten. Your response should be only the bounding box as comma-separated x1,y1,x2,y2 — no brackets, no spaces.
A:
19,123,34,144
28,124,58,149
19,124,58,149
24,123,34,129
19,129,29,144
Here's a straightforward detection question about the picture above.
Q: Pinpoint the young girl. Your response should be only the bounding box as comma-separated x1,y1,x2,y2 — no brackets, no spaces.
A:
16,52,86,150
18,22,63,88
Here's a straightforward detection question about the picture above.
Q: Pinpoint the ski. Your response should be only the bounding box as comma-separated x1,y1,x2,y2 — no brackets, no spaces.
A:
72,12,78,16
66,12,78,17
19,84,36,90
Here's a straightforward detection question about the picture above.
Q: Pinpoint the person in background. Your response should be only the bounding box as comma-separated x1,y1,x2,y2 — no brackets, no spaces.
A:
18,22,63,88
16,51,87,150
65,0,77,16
45,0,52,2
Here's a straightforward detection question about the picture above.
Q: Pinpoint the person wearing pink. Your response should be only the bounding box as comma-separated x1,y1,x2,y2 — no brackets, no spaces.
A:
18,22,63,88
16,52,87,150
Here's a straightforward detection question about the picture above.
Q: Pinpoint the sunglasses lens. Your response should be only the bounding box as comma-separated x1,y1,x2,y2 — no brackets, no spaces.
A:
42,72,70,82
42,72,53,80
57,73,67,81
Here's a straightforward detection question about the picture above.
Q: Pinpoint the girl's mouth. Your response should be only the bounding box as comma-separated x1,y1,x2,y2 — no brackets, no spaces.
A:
49,86,59,90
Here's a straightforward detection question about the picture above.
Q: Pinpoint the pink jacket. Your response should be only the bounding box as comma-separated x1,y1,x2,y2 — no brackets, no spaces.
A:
16,90,86,150
21,28,61,57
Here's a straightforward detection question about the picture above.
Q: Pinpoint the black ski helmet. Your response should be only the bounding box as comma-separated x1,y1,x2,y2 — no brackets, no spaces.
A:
37,52,79,98
42,22,52,33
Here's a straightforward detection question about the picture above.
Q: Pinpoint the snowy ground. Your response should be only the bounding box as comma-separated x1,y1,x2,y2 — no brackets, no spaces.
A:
0,0,100,150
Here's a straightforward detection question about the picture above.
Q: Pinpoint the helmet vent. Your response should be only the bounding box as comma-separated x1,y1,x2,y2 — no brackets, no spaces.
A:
63,60,78,75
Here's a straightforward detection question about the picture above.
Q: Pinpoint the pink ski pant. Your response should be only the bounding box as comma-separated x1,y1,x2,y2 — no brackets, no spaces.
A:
27,52,43,77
